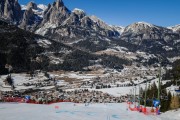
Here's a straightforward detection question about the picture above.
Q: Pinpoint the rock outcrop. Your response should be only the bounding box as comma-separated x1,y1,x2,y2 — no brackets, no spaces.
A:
0,0,22,23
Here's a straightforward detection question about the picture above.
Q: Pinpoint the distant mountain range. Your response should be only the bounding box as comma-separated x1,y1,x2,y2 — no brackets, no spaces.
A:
0,0,180,73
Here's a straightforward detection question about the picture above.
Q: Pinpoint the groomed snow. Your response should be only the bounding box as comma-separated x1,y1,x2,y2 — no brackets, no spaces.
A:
0,102,179,120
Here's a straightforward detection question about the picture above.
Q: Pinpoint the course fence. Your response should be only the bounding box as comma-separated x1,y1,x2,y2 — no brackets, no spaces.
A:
1,97,72,105
127,102,160,115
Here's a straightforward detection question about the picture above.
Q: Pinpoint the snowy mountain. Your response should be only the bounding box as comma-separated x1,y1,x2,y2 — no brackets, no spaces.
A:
110,25,125,34
1,0,179,47
37,4,48,11
72,8,86,16
21,3,47,18
168,24,180,33
89,15,115,31
35,0,120,40
19,2,47,31
121,22,177,43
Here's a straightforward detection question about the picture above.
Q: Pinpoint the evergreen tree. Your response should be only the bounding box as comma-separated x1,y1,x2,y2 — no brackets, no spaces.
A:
160,89,168,112
167,91,172,110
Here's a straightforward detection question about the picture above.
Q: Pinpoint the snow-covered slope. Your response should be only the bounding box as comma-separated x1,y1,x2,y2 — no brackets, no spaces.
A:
120,21,179,45
168,25,180,33
0,102,179,120
123,22,158,33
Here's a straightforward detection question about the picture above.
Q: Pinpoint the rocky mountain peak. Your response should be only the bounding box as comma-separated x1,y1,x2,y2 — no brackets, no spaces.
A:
124,22,157,33
89,15,115,31
19,2,47,31
27,1,37,10
40,0,70,25
56,0,64,8
19,7,35,30
36,0,120,39
90,15,101,23
121,21,178,44
136,22,154,27
0,0,22,23
72,8,86,17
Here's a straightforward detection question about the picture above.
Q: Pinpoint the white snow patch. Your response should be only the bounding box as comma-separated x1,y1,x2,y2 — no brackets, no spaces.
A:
36,39,52,48
72,8,85,14
37,4,47,11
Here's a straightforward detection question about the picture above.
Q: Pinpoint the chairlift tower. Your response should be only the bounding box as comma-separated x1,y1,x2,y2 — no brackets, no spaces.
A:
134,85,136,107
144,79,147,108
158,57,161,102
138,84,140,107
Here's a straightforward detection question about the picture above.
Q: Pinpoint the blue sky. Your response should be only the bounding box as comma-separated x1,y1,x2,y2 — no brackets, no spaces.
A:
19,0,180,27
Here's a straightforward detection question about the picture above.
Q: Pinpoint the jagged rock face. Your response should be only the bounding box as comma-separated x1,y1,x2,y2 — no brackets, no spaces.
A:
110,25,124,35
61,13,120,37
61,9,86,26
20,8,42,31
27,1,38,10
1,0,180,57
80,16,119,37
121,22,179,44
90,15,113,30
80,16,94,28
61,9,94,28
37,14,120,42
41,0,70,25
19,1,47,31
0,0,5,16
36,4,120,40
88,15,120,37
1,0,120,40
0,0,22,23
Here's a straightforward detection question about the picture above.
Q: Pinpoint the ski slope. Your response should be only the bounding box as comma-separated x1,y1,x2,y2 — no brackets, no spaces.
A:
0,102,179,120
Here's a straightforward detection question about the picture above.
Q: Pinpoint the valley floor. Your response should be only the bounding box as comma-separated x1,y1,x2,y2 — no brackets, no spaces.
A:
0,102,179,120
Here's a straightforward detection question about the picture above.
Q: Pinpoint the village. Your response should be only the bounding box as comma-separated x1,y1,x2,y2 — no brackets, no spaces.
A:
0,65,164,104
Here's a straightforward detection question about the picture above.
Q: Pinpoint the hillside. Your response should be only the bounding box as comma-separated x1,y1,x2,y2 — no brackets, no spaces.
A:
0,19,131,74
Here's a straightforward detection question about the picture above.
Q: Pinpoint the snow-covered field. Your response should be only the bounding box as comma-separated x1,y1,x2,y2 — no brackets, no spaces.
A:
0,102,179,120
95,87,137,96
